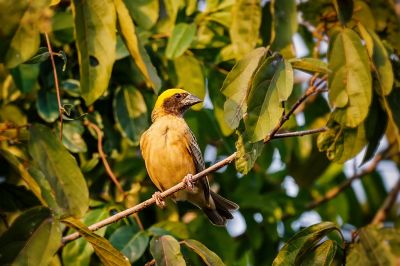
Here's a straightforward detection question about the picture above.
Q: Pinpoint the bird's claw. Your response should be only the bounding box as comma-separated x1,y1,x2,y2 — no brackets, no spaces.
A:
152,191,166,208
183,174,195,191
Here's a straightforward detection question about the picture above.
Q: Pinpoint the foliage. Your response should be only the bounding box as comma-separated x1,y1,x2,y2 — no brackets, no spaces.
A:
0,0,400,265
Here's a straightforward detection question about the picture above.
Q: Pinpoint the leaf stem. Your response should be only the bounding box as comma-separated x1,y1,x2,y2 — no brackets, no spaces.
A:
371,178,400,225
44,32,64,141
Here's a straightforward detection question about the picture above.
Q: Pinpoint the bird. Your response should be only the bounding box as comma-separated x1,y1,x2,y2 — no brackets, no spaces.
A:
140,88,238,226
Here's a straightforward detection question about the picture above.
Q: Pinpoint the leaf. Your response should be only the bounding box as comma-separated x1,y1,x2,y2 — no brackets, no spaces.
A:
271,0,298,52
113,86,148,146
361,95,388,164
109,226,149,263
10,63,40,93
358,24,394,96
221,47,268,129
36,90,59,123
29,124,89,217
317,120,367,163
114,0,161,93
0,150,43,204
60,121,88,153
235,130,264,174
24,47,50,64
150,235,186,266
333,0,354,25
166,23,196,59
300,240,337,266
182,239,225,266
123,0,159,30
245,54,294,142
173,55,206,110
62,217,130,266
71,0,117,105
148,221,190,239
0,207,61,266
272,222,342,266
328,28,372,128
347,226,398,266
230,0,262,59
62,208,110,266
288,58,330,74
0,0,51,68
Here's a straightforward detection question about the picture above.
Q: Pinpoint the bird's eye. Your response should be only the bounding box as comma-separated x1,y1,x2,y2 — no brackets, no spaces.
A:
175,94,182,99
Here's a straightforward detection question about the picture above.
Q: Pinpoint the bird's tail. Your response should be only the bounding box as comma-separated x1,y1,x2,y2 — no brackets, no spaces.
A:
202,191,239,226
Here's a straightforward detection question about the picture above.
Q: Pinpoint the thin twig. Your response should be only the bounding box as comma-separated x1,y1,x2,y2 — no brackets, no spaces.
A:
306,153,383,210
84,120,124,194
44,33,63,141
273,127,327,139
62,78,327,244
371,178,400,225
144,259,156,266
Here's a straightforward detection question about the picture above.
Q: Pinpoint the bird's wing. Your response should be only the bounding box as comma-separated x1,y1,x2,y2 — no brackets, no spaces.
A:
186,129,210,201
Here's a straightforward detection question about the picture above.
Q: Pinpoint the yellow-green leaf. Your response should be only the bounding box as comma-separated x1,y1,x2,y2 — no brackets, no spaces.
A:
221,47,268,129
288,58,330,74
245,54,294,142
114,0,161,93
166,23,196,59
71,0,117,105
271,0,297,53
62,217,130,266
182,239,225,266
150,235,186,266
328,28,372,128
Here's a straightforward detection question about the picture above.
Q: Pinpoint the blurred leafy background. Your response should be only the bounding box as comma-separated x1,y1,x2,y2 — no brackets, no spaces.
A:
0,0,400,265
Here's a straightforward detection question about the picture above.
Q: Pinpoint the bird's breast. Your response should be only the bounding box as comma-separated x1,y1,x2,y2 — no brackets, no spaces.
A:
141,116,196,199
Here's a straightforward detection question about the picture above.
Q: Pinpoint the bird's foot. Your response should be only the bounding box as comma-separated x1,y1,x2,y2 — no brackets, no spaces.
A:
152,191,166,208
183,174,195,191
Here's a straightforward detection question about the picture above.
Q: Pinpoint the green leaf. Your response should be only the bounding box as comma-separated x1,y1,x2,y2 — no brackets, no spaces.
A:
62,217,130,266
115,0,161,93
235,130,264,174
36,90,59,123
230,0,261,59
358,24,394,96
173,55,206,110
113,86,148,146
0,207,62,265
333,0,354,25
300,240,337,266
0,0,50,68
361,95,388,164
166,23,196,59
0,150,43,204
361,172,388,215
150,235,186,266
123,0,159,30
10,64,40,93
71,0,117,105
272,222,342,266
109,226,149,263
182,239,225,266
60,121,88,153
148,221,190,239
288,58,330,74
222,47,268,129
245,54,293,142
61,79,81,97
24,47,50,64
347,226,398,266
317,120,367,163
62,208,110,266
328,28,372,127
271,0,298,52
29,124,89,217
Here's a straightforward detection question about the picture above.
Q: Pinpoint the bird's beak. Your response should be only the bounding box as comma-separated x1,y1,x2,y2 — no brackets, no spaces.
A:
183,94,202,107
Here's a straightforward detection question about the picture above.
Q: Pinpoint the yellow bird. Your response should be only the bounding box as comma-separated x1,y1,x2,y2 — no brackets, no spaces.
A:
140,88,238,225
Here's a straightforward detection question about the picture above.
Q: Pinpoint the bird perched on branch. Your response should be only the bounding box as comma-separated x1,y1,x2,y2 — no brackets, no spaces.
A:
140,88,238,226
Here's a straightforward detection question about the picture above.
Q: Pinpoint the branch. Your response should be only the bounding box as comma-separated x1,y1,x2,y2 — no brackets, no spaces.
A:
44,33,64,141
273,127,327,139
62,76,327,244
371,178,400,225
305,153,383,210
84,120,124,194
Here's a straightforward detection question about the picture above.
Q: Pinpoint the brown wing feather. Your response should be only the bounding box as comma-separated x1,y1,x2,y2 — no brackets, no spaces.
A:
186,129,210,201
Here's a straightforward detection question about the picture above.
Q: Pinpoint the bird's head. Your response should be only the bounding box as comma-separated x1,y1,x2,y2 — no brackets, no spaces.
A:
151,88,202,121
